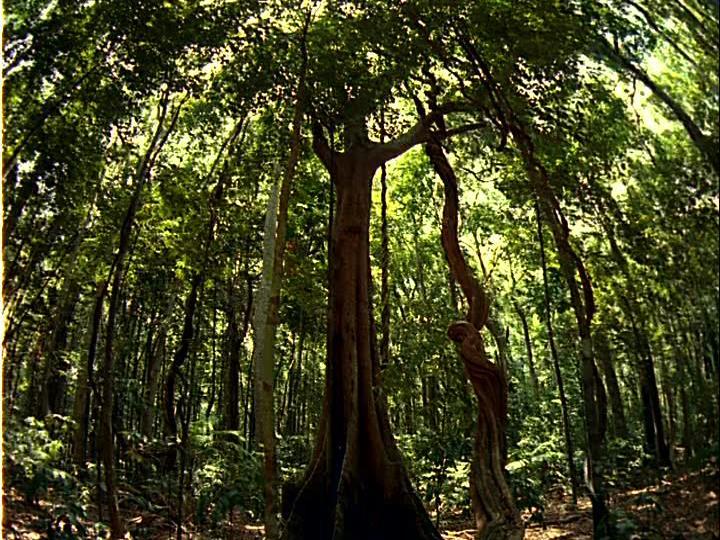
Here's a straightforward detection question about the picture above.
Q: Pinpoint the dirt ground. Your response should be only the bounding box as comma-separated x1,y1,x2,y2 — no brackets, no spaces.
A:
4,461,718,539
441,460,719,540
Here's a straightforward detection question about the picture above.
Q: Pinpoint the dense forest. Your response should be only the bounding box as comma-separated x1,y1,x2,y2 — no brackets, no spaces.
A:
1,1,719,539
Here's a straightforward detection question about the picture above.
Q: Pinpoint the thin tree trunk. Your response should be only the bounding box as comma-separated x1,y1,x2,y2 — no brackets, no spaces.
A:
102,226,132,538
100,91,182,537
594,333,629,439
589,184,670,465
206,293,218,420
255,21,310,537
536,201,580,506
514,301,540,398
254,172,282,538
38,279,81,417
379,109,391,369
141,317,167,438
72,280,108,466
500,95,609,532
285,315,305,435
176,317,200,540
454,31,611,531
163,274,201,468
485,315,511,388
166,115,245,445
224,282,242,432
658,349,676,461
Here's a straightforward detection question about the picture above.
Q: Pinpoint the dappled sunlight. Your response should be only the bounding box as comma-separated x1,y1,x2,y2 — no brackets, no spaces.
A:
2,0,717,538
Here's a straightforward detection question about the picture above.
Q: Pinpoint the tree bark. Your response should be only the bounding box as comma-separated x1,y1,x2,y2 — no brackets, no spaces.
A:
281,124,442,540
254,171,282,538
425,135,523,540
379,111,391,369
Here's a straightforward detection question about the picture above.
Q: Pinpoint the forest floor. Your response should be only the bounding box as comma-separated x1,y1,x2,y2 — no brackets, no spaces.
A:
3,459,718,539
441,458,719,540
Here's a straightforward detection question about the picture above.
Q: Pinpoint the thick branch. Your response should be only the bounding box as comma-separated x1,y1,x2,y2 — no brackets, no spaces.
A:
372,101,472,164
443,121,487,139
312,123,336,172
623,0,698,67
372,118,434,164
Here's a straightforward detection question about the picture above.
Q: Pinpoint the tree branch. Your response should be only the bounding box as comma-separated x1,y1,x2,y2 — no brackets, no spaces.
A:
371,101,474,164
312,123,335,171
441,121,487,139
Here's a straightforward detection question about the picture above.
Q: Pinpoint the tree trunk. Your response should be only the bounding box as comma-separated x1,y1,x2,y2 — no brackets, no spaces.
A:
164,113,245,446
206,295,218,420
253,23,311,536
455,32,611,533
163,274,201,469
514,302,540,398
485,316,511,387
99,91,182,537
628,309,670,465
512,110,609,533
536,201,580,506
285,315,305,435
590,184,670,465
223,284,242,432
38,279,81,417
657,350,676,461
254,172,282,539
102,233,131,539
72,280,107,466
680,383,693,456
140,319,166,438
425,136,523,540
379,111,391,369
281,132,442,539
594,333,628,439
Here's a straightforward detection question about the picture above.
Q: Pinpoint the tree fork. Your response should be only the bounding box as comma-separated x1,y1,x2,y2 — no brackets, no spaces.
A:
281,116,447,539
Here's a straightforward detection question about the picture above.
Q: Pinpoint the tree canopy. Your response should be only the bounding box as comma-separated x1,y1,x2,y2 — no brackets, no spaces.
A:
2,1,718,539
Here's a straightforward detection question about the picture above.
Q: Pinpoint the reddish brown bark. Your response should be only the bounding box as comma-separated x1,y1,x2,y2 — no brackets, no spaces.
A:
281,125,441,540
425,135,523,540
